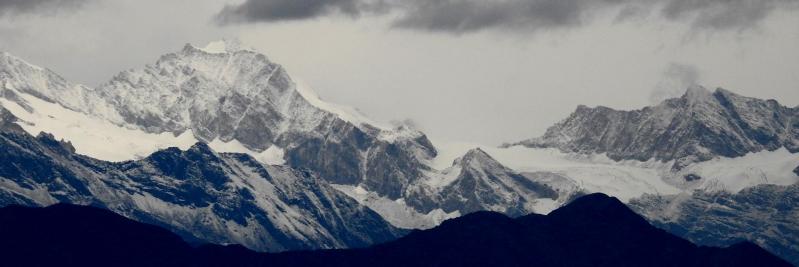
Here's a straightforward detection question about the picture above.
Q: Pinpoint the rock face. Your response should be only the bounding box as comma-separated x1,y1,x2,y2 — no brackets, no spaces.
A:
0,42,437,199
1,194,788,267
629,184,799,265
509,86,799,169
0,126,402,252
406,148,559,217
0,106,23,133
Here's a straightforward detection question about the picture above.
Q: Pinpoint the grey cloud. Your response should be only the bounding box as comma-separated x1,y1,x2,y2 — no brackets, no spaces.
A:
391,0,625,34
216,0,798,34
660,0,798,31
394,0,799,33
650,63,701,104
0,0,87,16
215,0,390,24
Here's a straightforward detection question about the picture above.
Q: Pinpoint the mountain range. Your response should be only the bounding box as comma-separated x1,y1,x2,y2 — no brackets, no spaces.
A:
1,40,798,264
0,40,571,229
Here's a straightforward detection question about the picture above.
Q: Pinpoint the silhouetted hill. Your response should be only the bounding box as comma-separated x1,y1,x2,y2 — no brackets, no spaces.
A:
0,203,194,266
0,194,789,267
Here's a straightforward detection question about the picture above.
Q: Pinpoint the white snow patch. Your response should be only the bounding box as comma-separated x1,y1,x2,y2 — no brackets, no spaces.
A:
0,93,198,161
430,139,678,201
424,165,462,188
197,39,244,54
294,79,391,130
208,138,286,165
686,148,799,193
201,40,229,54
1,92,289,165
431,139,799,201
260,146,286,165
529,198,559,215
332,184,459,229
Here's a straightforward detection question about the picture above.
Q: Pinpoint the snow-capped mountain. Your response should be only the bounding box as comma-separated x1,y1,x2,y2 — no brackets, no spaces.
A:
0,109,401,252
92,40,438,200
406,148,559,216
1,40,437,201
629,183,799,265
335,147,566,229
479,88,799,264
508,86,799,169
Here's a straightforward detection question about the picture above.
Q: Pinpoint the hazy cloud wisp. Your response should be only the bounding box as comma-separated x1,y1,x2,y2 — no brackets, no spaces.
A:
650,63,701,104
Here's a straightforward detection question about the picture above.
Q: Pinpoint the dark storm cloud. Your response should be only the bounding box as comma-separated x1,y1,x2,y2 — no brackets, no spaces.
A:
0,0,87,16
216,0,798,33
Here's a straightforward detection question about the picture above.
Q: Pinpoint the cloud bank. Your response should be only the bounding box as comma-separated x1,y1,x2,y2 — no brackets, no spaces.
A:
0,0,87,17
216,0,799,33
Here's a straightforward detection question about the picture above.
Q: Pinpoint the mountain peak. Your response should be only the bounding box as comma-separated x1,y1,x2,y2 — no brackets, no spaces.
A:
187,142,216,155
185,39,247,54
549,193,649,226
464,147,489,157
714,87,731,94
682,85,712,101
456,148,498,166
0,51,44,72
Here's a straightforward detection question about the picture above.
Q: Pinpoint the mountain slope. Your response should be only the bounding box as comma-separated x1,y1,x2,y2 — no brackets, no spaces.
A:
509,86,799,169
0,194,788,267
0,114,401,252
630,183,799,265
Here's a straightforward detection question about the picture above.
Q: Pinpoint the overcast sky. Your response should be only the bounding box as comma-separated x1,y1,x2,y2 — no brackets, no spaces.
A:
1,0,798,145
